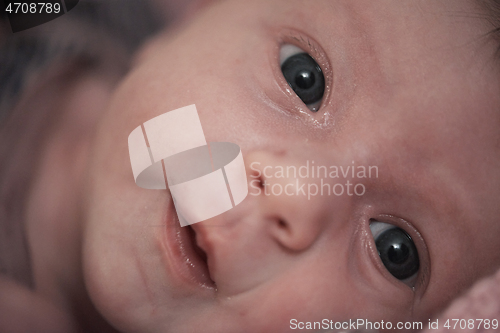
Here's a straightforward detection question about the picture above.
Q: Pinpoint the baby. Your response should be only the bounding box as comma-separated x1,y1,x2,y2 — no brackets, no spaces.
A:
2,0,500,332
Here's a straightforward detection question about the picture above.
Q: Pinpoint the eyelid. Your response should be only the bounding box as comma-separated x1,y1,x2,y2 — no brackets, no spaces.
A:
369,220,395,239
272,29,333,119
280,30,332,86
279,44,304,65
367,215,430,293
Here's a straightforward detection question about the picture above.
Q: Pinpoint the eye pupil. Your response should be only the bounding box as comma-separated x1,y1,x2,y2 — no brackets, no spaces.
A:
295,70,315,89
388,243,409,264
281,52,325,109
375,227,419,280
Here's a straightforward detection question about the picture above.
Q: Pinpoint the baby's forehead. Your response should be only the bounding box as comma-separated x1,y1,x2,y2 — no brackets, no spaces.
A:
162,0,492,62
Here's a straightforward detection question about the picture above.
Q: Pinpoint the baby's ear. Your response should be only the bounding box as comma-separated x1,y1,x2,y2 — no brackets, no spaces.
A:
131,30,171,70
185,0,225,15
131,0,225,68
147,0,219,27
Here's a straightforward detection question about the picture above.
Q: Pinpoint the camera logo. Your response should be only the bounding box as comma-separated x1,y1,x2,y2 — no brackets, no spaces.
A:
128,105,248,227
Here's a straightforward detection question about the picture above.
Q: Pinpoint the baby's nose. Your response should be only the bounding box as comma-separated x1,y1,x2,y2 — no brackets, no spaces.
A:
245,150,350,252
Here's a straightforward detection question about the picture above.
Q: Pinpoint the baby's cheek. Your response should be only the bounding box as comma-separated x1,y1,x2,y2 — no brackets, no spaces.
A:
232,260,407,331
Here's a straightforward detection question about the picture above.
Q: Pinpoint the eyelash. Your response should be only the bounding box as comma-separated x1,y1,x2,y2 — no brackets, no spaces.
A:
275,30,332,115
367,215,429,291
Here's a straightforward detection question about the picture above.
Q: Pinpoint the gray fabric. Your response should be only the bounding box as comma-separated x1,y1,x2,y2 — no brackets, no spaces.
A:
0,0,164,123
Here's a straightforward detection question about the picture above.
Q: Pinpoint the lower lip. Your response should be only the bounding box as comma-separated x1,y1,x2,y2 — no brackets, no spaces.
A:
162,198,216,290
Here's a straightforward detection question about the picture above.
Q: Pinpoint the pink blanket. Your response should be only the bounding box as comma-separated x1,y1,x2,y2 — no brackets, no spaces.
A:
425,269,500,333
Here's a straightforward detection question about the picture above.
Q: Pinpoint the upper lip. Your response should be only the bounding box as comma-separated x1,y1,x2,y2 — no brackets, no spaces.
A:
161,197,216,290
190,223,215,278
191,224,210,254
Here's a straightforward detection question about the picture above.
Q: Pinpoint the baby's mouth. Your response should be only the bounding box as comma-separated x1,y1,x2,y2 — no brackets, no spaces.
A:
187,225,208,263
181,223,216,289
186,225,212,278
165,197,216,290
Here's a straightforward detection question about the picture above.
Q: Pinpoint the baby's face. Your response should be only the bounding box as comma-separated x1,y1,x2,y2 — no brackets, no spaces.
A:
83,0,500,332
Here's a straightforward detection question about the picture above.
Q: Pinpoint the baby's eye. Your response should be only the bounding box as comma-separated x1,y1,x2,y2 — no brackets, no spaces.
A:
369,221,420,285
280,44,325,112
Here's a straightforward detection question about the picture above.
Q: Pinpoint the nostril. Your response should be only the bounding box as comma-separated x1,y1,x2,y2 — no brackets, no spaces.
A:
253,174,265,189
247,164,265,188
269,215,317,252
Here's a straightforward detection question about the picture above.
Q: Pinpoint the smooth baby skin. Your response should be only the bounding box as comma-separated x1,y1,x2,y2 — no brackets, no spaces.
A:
81,0,500,332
